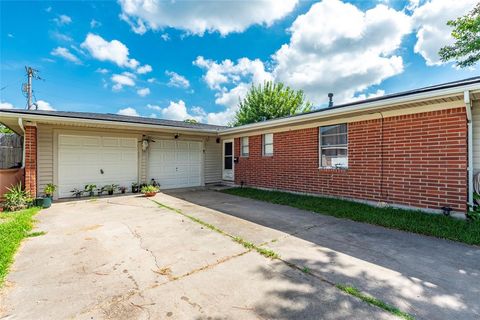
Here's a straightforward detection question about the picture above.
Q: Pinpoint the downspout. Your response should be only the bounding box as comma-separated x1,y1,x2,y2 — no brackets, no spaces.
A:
17,117,26,169
464,90,473,208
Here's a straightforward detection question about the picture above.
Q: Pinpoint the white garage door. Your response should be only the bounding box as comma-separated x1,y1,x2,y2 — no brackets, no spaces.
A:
148,140,202,189
57,134,138,198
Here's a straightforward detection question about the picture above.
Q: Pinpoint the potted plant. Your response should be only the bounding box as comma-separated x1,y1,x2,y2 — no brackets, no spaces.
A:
119,186,127,194
141,185,159,197
131,182,139,193
97,186,105,196
84,184,97,197
44,183,57,201
104,184,118,195
71,188,83,198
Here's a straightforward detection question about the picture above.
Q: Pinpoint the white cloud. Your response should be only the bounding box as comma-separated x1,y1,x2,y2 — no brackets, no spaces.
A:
80,33,140,69
118,0,298,36
0,101,14,109
165,71,190,88
137,87,150,97
194,56,272,90
119,12,147,35
160,33,170,41
45,6,52,13
36,100,56,111
193,56,273,124
51,47,81,64
96,68,109,74
53,14,72,26
51,31,73,42
271,0,411,104
111,72,136,91
90,19,101,28
351,89,386,102
7,33,14,38
146,104,161,111
117,107,139,116
137,64,152,74
147,77,156,83
412,0,477,66
148,100,204,122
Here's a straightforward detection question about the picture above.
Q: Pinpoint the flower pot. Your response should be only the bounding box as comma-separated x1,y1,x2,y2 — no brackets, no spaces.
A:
89,191,95,197
132,186,139,193
144,192,157,197
108,190,114,195
42,197,52,208
35,197,44,207
121,190,126,194
45,195,53,203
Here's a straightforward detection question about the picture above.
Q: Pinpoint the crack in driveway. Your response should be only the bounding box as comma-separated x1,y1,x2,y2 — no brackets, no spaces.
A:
123,223,162,272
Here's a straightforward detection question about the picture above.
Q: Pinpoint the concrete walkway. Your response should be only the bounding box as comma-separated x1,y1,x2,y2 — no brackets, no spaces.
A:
1,194,394,320
164,189,480,320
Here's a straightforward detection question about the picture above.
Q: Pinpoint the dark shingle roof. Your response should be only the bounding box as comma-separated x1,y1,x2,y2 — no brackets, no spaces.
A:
0,109,226,131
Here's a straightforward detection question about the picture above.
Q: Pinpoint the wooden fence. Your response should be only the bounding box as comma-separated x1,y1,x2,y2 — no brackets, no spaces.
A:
0,133,23,169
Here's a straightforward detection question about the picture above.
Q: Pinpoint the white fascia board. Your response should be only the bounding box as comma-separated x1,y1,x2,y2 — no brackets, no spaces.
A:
0,112,220,135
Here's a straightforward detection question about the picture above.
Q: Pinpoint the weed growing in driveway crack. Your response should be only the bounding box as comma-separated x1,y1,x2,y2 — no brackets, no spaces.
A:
233,236,279,259
26,231,46,237
152,200,279,259
301,266,311,274
336,284,415,320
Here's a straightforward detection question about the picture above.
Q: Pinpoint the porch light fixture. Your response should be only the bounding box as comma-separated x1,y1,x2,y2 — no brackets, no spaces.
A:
142,136,149,151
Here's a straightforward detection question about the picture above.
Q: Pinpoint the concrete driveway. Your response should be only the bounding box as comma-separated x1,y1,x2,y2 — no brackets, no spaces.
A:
1,189,478,319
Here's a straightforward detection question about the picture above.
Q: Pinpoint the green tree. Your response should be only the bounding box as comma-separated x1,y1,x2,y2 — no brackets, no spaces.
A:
232,81,312,126
439,3,480,68
0,124,13,133
184,119,199,124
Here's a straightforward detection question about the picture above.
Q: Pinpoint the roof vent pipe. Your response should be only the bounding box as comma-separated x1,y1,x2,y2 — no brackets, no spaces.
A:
328,93,334,108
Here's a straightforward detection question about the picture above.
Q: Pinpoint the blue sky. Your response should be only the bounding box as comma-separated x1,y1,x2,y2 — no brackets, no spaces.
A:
0,0,478,125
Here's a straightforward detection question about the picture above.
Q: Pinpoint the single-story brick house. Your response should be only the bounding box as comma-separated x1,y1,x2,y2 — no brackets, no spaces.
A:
1,77,479,213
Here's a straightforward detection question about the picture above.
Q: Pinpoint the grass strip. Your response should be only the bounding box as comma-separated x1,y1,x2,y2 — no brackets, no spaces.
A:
222,187,480,246
0,207,41,286
336,284,415,320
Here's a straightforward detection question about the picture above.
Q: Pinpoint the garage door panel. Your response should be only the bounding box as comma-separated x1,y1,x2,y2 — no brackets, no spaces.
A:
176,151,190,162
59,135,83,146
121,138,137,148
82,136,102,147
102,137,120,147
148,139,202,189
161,140,176,149
57,134,138,198
122,151,137,162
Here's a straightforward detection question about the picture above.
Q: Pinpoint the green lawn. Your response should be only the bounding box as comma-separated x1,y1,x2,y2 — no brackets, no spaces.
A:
222,188,480,246
0,207,41,286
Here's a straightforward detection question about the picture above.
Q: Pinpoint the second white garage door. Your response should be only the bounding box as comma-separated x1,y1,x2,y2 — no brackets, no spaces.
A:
148,140,203,189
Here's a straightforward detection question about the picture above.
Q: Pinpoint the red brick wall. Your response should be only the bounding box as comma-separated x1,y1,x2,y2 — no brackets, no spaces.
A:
234,107,468,211
24,125,37,198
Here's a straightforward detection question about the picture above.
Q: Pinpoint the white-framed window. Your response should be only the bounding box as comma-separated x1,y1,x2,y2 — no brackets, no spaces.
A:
319,124,348,168
263,133,273,156
241,137,249,157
